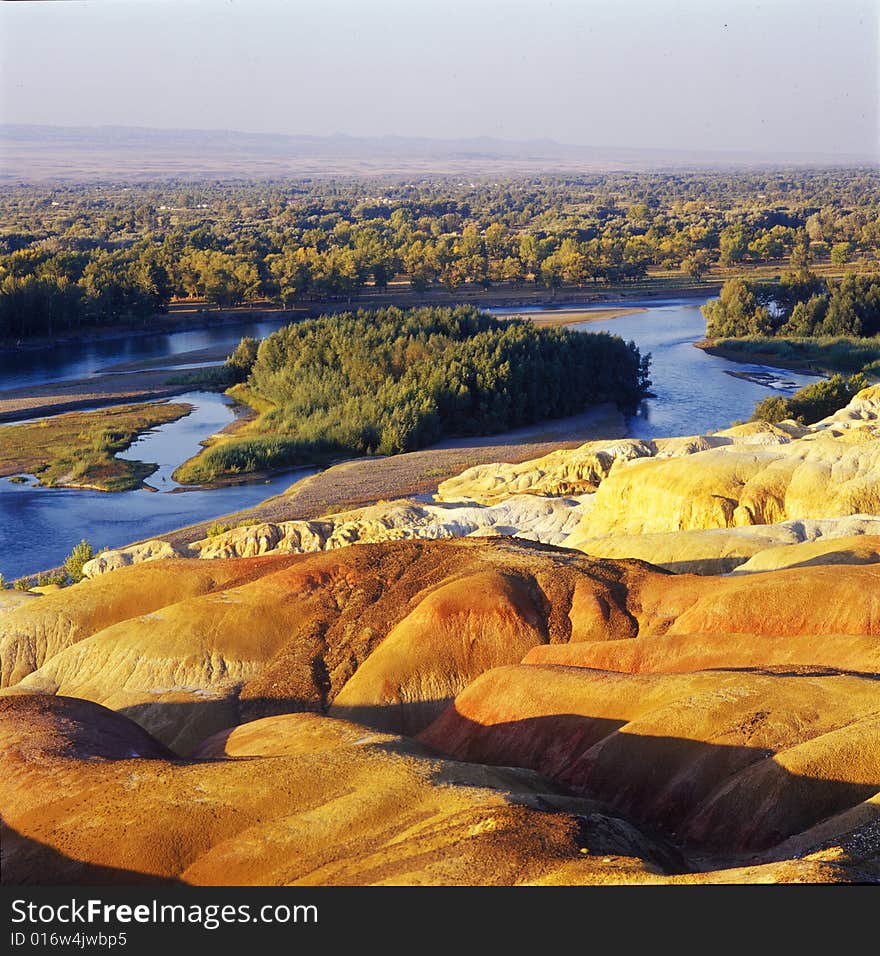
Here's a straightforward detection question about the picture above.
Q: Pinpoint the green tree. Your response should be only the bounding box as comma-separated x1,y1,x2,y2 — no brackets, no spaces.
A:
225,336,259,381
789,231,813,274
64,538,94,583
519,234,539,281
681,250,712,279
702,278,771,336
830,242,854,266
719,224,750,266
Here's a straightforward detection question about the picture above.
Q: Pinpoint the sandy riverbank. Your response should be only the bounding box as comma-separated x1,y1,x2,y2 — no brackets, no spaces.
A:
156,403,627,551
500,306,647,327
0,369,186,422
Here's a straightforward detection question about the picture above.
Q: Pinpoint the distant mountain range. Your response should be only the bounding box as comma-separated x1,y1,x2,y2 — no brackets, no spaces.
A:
1,123,875,181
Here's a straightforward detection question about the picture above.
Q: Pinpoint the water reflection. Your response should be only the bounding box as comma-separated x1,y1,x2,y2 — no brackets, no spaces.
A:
568,299,820,439
0,315,295,392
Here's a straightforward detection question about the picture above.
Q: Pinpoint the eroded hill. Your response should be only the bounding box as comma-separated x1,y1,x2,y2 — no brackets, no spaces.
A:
3,390,880,885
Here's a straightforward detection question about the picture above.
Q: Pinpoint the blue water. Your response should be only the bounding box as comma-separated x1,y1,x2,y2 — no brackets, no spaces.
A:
0,296,821,580
492,298,819,440
0,316,295,392
0,391,312,580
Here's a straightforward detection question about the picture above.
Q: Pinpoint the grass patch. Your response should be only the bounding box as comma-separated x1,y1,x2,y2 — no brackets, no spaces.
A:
0,402,193,491
698,335,880,375
225,382,277,416
174,435,343,484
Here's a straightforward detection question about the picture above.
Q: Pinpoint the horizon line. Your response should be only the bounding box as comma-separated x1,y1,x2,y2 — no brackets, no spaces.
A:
3,121,877,165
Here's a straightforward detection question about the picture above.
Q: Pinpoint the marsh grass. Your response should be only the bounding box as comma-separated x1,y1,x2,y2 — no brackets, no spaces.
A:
0,402,193,491
699,335,880,375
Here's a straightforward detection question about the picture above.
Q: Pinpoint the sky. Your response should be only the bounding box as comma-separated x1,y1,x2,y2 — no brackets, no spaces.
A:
1,0,877,159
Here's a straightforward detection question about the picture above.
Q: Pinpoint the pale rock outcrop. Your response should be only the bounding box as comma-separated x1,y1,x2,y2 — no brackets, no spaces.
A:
436,423,802,506
535,387,880,541
82,539,181,578
72,386,880,579
188,521,305,560
437,388,880,541
575,431,880,538
730,533,880,575
574,515,880,574
435,438,658,504
81,496,588,574
817,387,880,426
176,495,588,561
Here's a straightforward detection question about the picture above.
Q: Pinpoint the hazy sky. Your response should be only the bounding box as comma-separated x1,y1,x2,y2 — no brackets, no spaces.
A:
1,0,877,157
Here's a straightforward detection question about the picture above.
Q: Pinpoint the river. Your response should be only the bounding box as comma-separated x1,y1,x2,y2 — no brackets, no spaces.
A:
496,297,819,439
0,390,312,581
0,315,294,392
0,297,819,581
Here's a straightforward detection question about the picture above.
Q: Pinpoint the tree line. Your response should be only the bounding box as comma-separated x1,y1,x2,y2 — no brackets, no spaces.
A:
703,271,880,338
175,305,651,482
2,168,879,340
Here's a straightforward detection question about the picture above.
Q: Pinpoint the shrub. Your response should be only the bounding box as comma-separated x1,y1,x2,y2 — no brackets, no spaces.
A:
751,373,869,425
225,336,259,381
36,570,68,587
64,538,94,583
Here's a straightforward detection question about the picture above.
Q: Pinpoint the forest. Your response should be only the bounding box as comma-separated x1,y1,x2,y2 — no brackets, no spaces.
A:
702,272,880,338
173,305,651,482
1,168,879,341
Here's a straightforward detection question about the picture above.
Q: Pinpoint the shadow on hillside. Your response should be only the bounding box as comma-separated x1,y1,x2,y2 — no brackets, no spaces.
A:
113,693,460,756
633,555,880,576
110,696,879,861
640,558,750,575
712,664,880,681
32,685,874,872
4,691,878,885
414,711,880,857
1,819,180,886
